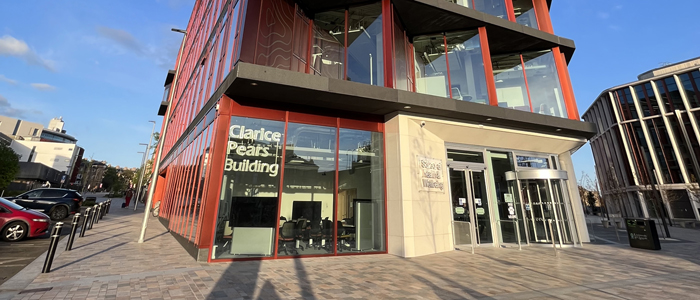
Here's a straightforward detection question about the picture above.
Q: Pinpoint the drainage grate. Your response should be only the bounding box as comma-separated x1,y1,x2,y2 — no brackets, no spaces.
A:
18,287,53,294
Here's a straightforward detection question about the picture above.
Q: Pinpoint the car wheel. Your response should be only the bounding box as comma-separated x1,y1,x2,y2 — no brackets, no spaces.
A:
50,206,69,221
2,222,28,242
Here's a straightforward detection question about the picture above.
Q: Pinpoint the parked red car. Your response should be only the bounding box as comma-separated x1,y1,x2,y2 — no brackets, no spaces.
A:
0,197,51,242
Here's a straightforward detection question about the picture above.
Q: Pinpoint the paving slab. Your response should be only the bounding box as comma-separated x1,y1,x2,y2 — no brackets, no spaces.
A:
2,204,700,300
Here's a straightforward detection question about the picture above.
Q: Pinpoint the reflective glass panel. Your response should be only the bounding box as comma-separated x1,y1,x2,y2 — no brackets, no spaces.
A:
516,155,549,168
346,3,383,86
512,0,538,29
337,129,386,253
679,72,700,108
474,0,508,19
414,34,449,98
312,10,345,80
445,30,489,104
213,117,285,259
492,54,530,112
279,123,337,256
522,50,567,118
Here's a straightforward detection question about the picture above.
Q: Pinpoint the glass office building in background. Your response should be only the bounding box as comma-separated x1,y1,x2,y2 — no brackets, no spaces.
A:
583,57,700,223
151,0,596,262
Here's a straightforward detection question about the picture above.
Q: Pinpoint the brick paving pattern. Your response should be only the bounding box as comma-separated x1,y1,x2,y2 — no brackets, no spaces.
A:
2,200,700,300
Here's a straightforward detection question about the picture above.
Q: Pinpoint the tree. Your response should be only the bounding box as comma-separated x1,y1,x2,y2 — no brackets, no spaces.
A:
0,144,20,190
101,167,119,191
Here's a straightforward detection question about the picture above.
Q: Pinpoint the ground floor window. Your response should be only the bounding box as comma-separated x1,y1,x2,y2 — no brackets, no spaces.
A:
212,115,386,260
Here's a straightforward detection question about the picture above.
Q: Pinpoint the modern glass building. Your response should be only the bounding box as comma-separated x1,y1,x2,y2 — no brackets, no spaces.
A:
582,57,700,223
151,0,595,262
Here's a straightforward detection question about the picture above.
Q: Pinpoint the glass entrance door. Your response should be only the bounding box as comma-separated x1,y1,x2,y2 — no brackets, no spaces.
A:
450,168,492,245
506,170,578,246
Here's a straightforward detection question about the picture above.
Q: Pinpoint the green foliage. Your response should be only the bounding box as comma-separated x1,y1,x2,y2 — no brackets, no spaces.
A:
101,167,119,191
0,144,20,190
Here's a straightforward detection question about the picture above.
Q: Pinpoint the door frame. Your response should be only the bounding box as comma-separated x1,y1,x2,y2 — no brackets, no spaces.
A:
447,161,491,247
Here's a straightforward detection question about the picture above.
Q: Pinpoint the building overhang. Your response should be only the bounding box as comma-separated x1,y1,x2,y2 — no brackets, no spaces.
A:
164,70,176,87
296,0,574,61
221,63,596,140
158,101,169,116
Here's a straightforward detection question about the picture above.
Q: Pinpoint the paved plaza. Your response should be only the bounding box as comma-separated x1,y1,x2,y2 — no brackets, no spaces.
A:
1,199,700,300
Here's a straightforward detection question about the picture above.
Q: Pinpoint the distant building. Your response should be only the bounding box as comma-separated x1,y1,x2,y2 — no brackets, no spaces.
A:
583,57,700,221
76,160,107,191
2,115,84,189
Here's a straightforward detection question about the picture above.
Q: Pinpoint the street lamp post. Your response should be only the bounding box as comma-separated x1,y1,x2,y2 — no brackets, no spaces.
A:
134,121,157,211
139,28,187,243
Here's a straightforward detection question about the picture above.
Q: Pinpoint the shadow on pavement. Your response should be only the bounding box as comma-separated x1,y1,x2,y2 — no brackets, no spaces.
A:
52,242,128,271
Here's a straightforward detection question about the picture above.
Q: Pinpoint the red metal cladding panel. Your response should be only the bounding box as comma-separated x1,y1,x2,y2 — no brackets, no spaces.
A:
255,0,295,70
273,111,289,258
239,0,262,64
194,126,215,245
478,27,499,107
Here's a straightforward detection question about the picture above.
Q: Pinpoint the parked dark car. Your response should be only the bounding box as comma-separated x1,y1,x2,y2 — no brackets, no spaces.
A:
5,188,83,221
0,197,51,242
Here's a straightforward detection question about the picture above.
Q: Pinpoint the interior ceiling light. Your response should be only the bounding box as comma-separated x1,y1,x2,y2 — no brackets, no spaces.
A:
250,82,258,86
486,118,493,121
404,106,411,109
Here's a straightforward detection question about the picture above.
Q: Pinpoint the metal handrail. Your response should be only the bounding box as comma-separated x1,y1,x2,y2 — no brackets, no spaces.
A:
493,219,521,251
548,219,558,257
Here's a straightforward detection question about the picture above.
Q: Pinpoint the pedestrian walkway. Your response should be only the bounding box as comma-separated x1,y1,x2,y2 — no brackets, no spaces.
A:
2,203,700,300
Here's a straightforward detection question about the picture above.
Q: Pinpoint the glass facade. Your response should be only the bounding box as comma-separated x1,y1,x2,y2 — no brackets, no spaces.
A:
522,51,567,118
211,115,386,260
446,31,489,103
347,4,384,86
512,0,538,28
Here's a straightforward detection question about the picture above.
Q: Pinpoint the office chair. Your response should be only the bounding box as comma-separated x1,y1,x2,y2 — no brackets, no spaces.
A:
294,219,308,251
278,221,298,255
337,221,353,252
308,221,323,250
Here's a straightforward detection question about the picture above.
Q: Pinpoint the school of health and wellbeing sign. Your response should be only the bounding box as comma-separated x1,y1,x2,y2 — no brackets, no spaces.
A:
417,156,445,192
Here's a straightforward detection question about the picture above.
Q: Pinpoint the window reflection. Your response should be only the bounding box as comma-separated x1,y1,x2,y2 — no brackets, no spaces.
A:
414,34,449,98
512,0,538,29
347,3,383,86
338,129,386,253
213,117,285,259
522,50,567,118
474,0,508,19
279,123,337,256
492,53,531,112
446,31,489,104
312,10,345,79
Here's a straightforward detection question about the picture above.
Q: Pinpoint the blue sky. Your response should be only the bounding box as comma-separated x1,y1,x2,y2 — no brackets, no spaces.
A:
1,1,700,178
0,0,194,168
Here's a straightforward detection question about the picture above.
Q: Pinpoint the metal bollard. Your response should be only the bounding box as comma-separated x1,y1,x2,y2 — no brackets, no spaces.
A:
99,202,106,219
88,205,97,229
42,222,64,273
65,214,81,251
93,204,101,224
106,199,111,214
79,208,91,237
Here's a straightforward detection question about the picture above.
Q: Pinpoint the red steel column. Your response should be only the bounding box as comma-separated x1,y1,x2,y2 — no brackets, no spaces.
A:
478,27,499,107
532,0,553,34
382,0,395,88
553,47,579,120
505,0,516,22
201,97,232,254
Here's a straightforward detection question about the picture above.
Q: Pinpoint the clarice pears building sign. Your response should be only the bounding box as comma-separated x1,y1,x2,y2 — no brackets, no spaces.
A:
224,125,283,177
417,156,445,192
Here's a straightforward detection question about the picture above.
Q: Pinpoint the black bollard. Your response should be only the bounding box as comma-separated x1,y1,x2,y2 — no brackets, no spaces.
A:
106,199,111,214
88,205,97,229
98,203,105,220
79,208,91,237
42,222,64,273
65,213,81,251
93,204,100,224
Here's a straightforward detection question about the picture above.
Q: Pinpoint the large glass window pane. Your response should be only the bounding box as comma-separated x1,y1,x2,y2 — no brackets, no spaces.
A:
337,129,386,253
312,10,345,79
394,14,409,91
414,34,449,98
279,123,337,256
492,54,530,112
646,119,682,183
522,50,567,118
213,117,285,259
474,0,508,19
512,0,538,29
445,30,489,104
347,3,383,86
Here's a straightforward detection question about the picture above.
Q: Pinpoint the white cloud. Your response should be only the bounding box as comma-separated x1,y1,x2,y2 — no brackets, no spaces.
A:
0,35,56,72
96,26,145,55
0,94,41,118
31,83,56,91
0,74,18,85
